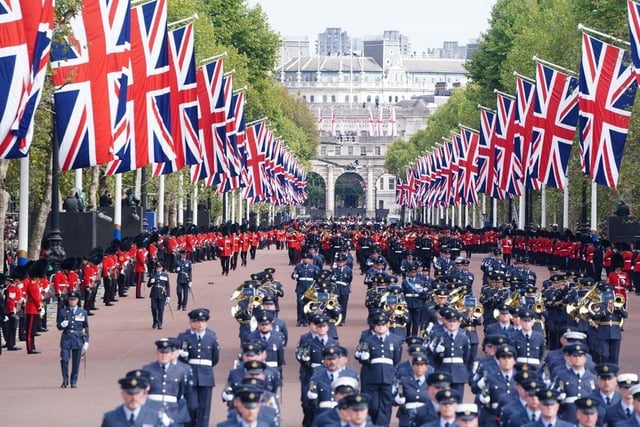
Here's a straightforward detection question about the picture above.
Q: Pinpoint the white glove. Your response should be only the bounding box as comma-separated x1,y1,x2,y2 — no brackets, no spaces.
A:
159,411,172,427
394,395,406,405
60,320,69,328
222,390,235,402
3,316,7,322
301,354,310,362
179,349,189,358
188,281,192,288
476,378,486,390
479,394,490,405
359,351,370,361
176,267,181,272
354,351,361,359
39,308,46,317
82,342,89,352
435,343,445,353
307,390,318,400
166,297,171,302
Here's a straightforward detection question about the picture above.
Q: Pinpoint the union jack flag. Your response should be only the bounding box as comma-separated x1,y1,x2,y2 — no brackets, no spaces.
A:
51,0,130,171
460,127,479,205
477,107,497,198
7,0,54,156
530,62,579,189
190,57,224,184
0,0,30,157
628,0,640,84
153,22,200,176
242,121,267,202
514,75,539,191
493,92,519,198
578,33,637,188
216,75,243,193
395,176,407,206
109,0,174,174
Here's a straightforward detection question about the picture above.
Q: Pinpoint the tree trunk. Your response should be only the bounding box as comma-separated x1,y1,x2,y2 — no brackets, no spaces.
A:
0,160,9,268
29,154,53,259
87,166,99,210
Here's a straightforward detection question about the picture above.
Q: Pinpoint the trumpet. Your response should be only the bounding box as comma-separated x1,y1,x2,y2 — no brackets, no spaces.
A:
613,295,625,308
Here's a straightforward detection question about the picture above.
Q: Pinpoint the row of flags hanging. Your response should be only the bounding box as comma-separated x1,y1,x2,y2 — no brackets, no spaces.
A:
319,106,396,137
397,1,640,209
0,0,306,206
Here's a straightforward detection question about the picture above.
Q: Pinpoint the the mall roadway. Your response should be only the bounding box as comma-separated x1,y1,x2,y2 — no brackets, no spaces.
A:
0,249,638,427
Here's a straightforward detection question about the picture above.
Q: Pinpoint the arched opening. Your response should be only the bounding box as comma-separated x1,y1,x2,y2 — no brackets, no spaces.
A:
304,172,326,219
334,172,365,219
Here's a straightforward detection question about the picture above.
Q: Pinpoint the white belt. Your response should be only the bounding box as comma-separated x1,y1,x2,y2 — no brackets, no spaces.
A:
148,394,178,403
441,357,464,364
318,401,337,409
405,294,420,297
516,357,540,365
370,357,394,365
310,363,322,368
335,281,348,286
405,402,426,410
189,359,213,366
266,361,279,368
299,277,314,281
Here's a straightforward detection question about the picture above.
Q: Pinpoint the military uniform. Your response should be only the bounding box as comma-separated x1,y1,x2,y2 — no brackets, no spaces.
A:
177,309,220,427
291,255,319,326
174,253,192,311
331,257,352,323
591,302,627,365
147,263,170,329
56,292,89,388
101,376,166,427
393,354,437,427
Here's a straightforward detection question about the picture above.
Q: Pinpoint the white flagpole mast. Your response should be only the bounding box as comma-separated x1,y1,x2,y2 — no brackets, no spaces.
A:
591,182,598,234
541,186,547,228
114,174,123,240
563,176,569,229
17,157,29,264
158,175,165,227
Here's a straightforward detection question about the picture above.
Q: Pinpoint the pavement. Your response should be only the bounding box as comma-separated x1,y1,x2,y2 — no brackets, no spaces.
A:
0,248,638,427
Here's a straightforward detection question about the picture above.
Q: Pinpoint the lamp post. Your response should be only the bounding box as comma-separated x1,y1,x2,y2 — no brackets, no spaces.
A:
47,103,66,267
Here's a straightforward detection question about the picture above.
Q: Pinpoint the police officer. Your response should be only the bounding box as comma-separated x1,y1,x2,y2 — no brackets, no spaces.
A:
147,262,170,329
354,311,403,427
56,291,89,388
142,339,191,426
291,253,319,327
176,308,220,427
175,251,192,311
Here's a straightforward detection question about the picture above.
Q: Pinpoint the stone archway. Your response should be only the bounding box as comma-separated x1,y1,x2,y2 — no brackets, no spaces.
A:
334,172,366,218
304,172,326,219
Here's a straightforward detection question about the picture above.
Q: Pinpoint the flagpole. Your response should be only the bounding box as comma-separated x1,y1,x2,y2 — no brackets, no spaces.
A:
492,198,497,227
246,117,268,127
513,71,535,83
493,89,515,100
459,124,480,134
591,182,598,234
224,69,236,77
192,184,198,226
200,51,227,66
158,175,165,227
540,186,546,228
578,24,631,47
178,173,184,225
532,56,577,76
167,13,198,29
114,174,123,240
563,176,569,229
17,157,29,264
233,86,248,94
519,190,526,230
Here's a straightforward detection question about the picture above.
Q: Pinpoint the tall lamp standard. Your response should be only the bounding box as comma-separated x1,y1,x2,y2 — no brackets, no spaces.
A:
47,101,66,267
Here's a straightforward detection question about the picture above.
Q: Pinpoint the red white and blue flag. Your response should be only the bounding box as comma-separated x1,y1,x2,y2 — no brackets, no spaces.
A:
0,0,30,157
628,0,640,84
109,0,174,174
153,21,200,176
529,62,579,189
51,0,130,171
514,75,539,191
493,92,519,198
460,126,479,205
242,120,267,202
477,107,497,198
578,33,637,188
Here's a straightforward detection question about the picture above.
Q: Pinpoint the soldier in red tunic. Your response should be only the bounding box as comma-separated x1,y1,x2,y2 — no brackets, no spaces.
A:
25,259,48,354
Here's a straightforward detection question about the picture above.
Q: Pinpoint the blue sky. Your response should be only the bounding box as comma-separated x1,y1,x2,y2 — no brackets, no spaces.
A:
248,0,497,53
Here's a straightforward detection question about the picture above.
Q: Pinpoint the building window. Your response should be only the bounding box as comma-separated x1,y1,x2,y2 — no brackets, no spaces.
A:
388,177,395,190
367,95,371,103
302,95,307,102
374,146,381,156
320,146,327,156
331,95,337,103
345,95,350,103
378,200,384,209
335,146,341,156
378,178,384,190
348,146,354,155
360,146,366,156
354,95,358,104
323,95,328,103
310,95,315,103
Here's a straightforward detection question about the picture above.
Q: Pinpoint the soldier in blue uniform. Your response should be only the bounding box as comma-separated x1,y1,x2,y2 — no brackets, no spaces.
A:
147,262,170,329
393,353,437,427
427,309,472,399
310,376,359,427
402,266,429,337
550,342,597,424
331,254,353,324
519,388,574,427
419,388,460,427
587,363,621,425
56,291,89,388
261,296,288,347
605,375,639,427
475,344,519,427
291,253,319,327
217,385,275,427
176,308,220,427
244,311,286,374
511,308,546,370
574,397,600,427
455,403,479,427
142,339,192,426
343,392,381,427
175,251,192,311
501,377,545,427
591,294,627,365
306,345,359,417
101,375,167,427
295,313,339,427
354,311,403,427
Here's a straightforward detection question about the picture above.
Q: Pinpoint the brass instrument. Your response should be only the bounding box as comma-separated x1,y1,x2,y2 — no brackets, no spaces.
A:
566,284,601,320
613,295,625,308
492,290,521,319
229,284,245,301
533,293,545,314
302,283,318,302
448,286,468,306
